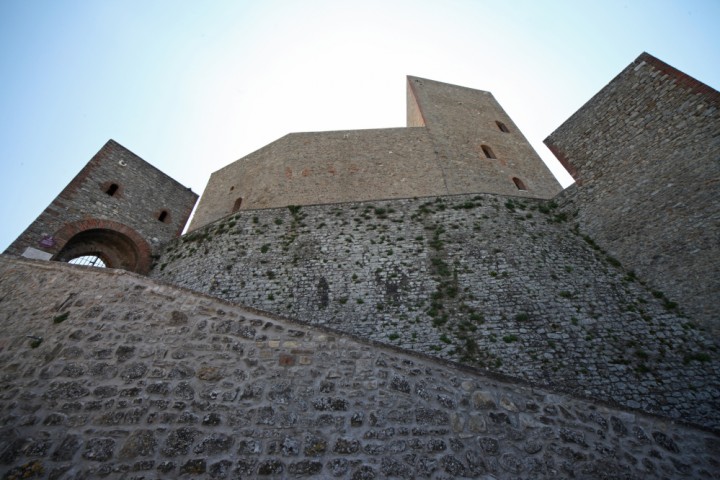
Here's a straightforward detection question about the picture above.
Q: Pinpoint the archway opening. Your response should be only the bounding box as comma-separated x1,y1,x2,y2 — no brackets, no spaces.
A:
54,228,141,272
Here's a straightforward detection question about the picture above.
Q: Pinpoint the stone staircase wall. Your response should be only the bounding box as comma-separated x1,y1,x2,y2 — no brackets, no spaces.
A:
0,256,718,478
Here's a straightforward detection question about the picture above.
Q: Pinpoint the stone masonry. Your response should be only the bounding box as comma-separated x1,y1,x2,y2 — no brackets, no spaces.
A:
187,76,561,231
545,52,720,331
4,140,198,273
1,256,718,479
152,193,720,431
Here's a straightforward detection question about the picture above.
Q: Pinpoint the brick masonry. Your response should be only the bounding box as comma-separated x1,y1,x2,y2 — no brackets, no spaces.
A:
545,52,720,331
188,76,561,230
1,256,718,479
151,193,720,431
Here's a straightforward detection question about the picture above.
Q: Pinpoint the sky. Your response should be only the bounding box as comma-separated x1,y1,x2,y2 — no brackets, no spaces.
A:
1,0,718,251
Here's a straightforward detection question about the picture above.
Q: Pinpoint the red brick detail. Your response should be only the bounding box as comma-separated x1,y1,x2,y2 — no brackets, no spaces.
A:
544,141,581,185
52,219,153,274
637,52,720,104
279,354,296,366
57,139,136,204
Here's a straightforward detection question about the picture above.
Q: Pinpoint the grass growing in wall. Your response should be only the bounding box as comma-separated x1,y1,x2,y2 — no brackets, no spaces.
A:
417,204,500,367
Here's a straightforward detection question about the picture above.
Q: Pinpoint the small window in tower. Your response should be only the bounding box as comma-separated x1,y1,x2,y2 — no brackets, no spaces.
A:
106,183,119,196
158,210,169,223
481,145,496,159
512,177,527,190
496,121,510,133
232,197,243,213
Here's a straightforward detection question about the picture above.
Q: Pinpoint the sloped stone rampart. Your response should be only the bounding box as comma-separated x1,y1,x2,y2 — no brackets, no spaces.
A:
0,256,718,479
152,193,720,430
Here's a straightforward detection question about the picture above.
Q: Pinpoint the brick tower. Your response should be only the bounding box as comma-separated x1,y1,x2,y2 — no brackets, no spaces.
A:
4,140,198,273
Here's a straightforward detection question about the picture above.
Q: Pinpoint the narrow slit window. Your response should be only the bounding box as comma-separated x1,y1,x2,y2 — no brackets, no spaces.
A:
232,197,243,213
512,177,527,190
158,210,169,222
496,121,510,133
481,145,496,159
106,183,119,196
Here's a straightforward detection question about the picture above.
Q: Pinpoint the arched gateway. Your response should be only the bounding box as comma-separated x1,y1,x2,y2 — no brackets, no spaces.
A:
52,220,152,274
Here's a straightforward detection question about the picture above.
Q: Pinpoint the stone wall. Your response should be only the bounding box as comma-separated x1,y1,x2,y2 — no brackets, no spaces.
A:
187,128,442,231
4,140,198,271
188,76,562,231
1,256,718,479
408,76,561,199
545,52,720,331
151,193,720,430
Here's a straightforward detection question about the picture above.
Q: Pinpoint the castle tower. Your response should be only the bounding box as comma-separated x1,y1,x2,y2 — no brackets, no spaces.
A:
188,76,561,230
407,76,561,198
4,140,198,274
545,52,720,330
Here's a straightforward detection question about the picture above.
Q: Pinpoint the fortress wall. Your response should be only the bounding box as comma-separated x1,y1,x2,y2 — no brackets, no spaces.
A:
1,255,718,479
152,194,720,430
545,53,720,331
187,128,441,231
408,77,562,199
5,140,198,258
189,76,564,232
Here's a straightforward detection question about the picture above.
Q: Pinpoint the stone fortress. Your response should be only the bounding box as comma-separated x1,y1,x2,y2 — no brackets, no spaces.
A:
1,52,718,478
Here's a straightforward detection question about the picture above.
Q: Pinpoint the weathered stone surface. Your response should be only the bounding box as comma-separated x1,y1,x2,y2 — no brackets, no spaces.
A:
546,53,720,330
82,438,115,462
161,427,200,457
151,191,720,431
4,140,198,276
188,77,560,232
0,256,718,479
119,430,157,458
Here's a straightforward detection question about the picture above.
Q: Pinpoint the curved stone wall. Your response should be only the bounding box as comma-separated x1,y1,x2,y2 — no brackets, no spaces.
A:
152,193,720,430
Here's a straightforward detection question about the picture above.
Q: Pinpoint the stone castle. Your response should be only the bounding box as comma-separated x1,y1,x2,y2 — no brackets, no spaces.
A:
1,52,718,478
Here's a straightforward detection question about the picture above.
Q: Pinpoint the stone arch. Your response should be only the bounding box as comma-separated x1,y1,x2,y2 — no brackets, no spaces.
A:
52,219,152,274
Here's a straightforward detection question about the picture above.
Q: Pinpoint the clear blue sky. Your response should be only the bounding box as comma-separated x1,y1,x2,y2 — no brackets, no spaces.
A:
1,0,718,251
